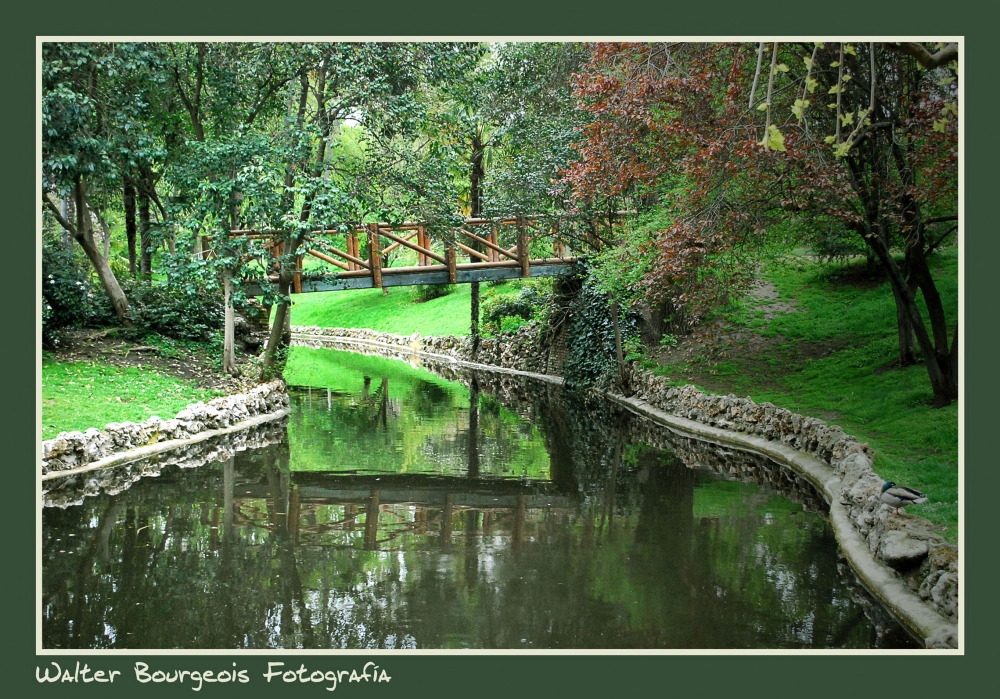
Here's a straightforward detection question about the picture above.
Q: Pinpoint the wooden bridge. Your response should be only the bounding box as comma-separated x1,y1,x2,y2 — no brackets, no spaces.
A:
230,215,592,296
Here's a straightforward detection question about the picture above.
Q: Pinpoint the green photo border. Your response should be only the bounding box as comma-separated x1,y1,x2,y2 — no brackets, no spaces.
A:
12,1,996,695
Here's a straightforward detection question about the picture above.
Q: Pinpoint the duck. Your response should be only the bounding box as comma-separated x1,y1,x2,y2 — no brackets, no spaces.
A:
880,481,928,515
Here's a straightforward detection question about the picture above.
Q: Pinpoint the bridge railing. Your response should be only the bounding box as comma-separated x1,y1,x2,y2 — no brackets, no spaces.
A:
228,214,593,293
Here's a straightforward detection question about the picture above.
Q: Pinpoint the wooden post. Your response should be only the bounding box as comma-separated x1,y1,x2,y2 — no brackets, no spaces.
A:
490,226,499,262
552,219,564,258
347,232,359,271
445,243,457,284
417,226,427,266
441,492,454,550
293,254,303,294
223,275,237,375
364,490,380,551
367,223,383,288
517,216,530,278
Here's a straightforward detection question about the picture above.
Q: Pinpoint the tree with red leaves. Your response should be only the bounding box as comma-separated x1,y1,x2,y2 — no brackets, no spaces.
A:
564,41,958,407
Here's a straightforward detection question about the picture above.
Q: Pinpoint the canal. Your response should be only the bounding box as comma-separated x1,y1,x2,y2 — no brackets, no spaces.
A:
41,346,917,649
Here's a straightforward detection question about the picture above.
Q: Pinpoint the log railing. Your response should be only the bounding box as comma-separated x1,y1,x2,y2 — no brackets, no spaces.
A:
223,213,628,294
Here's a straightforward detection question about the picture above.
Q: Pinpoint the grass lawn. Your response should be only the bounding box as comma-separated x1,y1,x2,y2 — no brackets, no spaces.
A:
642,247,959,540
286,282,521,337
42,358,222,440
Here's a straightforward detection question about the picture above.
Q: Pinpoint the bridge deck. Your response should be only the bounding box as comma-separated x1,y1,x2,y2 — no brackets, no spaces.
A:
227,215,589,295
243,258,577,296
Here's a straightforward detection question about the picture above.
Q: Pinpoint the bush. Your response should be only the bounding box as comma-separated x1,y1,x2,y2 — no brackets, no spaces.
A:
43,241,91,328
122,279,224,342
482,284,549,335
41,238,112,347
412,284,455,303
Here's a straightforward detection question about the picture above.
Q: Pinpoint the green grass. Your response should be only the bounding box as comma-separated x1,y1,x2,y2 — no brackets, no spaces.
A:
287,285,474,336
286,282,521,337
645,247,959,540
42,359,222,439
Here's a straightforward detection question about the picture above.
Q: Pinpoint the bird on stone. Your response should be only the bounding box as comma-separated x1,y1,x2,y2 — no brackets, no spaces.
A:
880,481,928,515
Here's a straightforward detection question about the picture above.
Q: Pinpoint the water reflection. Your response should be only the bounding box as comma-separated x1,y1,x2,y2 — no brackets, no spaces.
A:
42,348,917,649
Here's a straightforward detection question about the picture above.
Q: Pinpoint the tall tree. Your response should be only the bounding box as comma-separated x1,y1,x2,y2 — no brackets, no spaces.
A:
173,43,475,380
42,43,133,319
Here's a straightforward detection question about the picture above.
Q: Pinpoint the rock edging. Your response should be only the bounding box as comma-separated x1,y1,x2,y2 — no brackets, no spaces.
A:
291,326,958,648
620,364,958,637
41,380,290,476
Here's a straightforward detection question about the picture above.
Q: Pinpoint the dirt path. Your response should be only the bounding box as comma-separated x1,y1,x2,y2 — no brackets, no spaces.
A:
641,278,847,402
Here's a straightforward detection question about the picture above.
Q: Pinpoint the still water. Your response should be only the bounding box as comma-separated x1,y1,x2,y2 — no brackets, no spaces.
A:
42,346,917,649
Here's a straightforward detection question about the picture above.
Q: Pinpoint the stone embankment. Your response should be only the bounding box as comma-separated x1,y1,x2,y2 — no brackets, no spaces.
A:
41,380,290,476
290,325,958,647
621,365,958,631
291,325,548,373
43,417,288,509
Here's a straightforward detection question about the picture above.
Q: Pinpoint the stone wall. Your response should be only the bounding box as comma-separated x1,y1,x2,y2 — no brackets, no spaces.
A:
621,364,958,624
291,324,552,373
41,380,290,476
43,417,288,509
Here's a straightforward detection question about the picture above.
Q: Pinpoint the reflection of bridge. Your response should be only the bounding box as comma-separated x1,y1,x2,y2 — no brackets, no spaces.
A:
240,474,575,510
231,215,588,296
235,472,577,552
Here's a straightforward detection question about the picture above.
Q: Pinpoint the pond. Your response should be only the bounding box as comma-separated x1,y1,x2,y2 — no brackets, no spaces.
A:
41,346,918,649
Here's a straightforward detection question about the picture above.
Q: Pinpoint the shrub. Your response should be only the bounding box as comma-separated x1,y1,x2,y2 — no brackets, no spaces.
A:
412,284,455,303
42,240,91,329
41,238,112,347
482,284,549,335
122,279,224,342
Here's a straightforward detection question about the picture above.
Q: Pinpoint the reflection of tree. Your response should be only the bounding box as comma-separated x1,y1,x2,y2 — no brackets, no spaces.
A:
43,355,912,650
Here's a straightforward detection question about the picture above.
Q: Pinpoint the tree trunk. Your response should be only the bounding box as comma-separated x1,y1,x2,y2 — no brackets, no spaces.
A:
470,280,480,351
73,179,129,320
258,245,299,381
223,275,237,376
888,280,918,367
139,187,152,279
258,287,291,381
863,232,956,407
123,181,137,278
62,196,74,249
469,133,485,357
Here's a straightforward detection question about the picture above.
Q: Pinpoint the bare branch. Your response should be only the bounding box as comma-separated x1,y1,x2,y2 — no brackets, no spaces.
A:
925,214,958,225
43,192,77,237
895,42,958,69
748,42,765,109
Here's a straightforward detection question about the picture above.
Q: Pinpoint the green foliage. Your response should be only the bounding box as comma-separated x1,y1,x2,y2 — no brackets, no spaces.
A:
562,271,639,388
481,42,591,216
121,279,224,342
623,336,646,362
41,238,103,347
481,284,546,335
499,315,532,335
412,284,456,304
589,211,662,306
659,333,679,348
